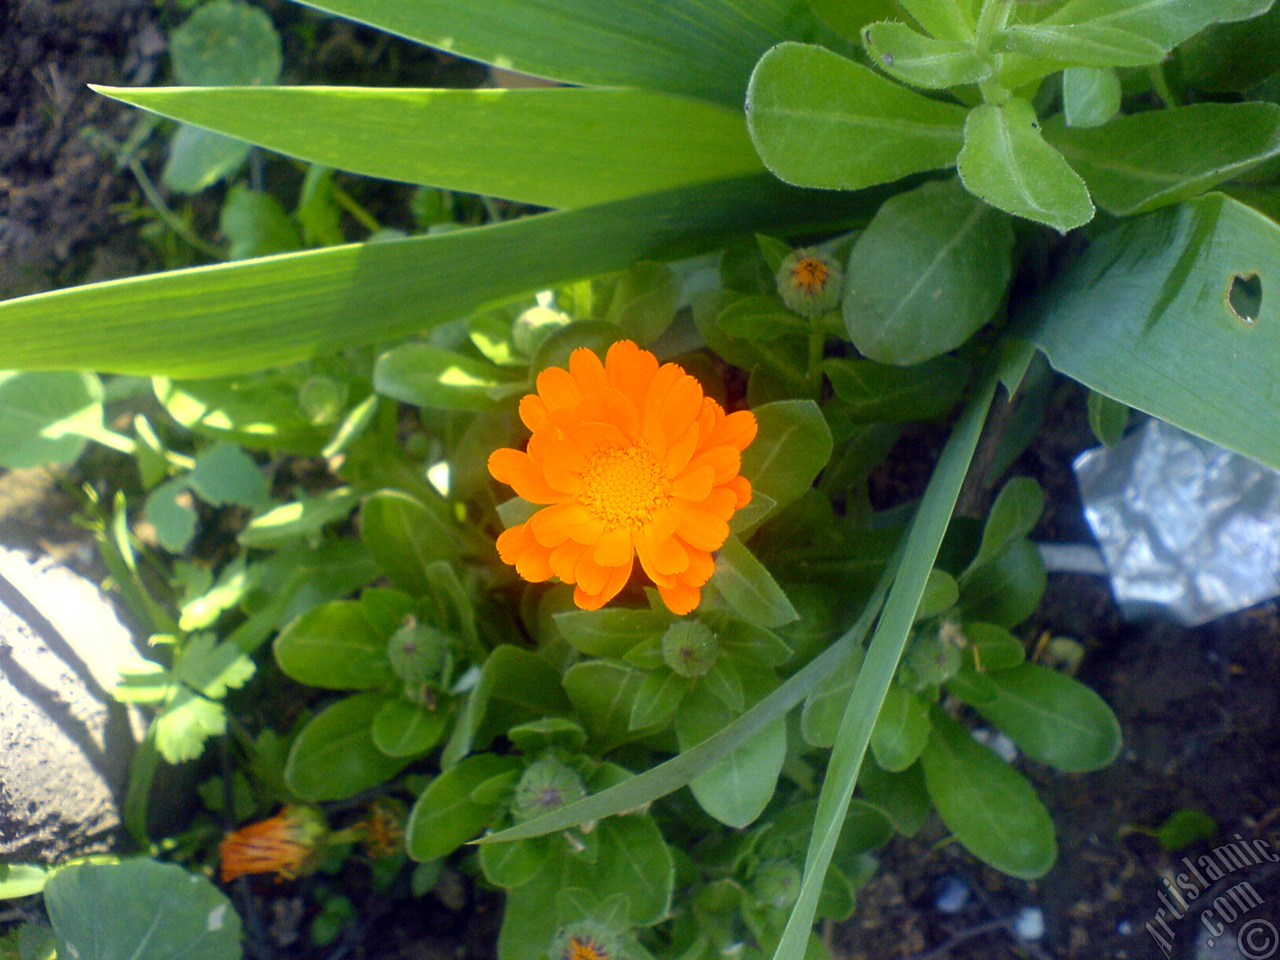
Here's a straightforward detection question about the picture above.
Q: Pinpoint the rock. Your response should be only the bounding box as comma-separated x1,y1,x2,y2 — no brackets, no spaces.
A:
0,546,144,862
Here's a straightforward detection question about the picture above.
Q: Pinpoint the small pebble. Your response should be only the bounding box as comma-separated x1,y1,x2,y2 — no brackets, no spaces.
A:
972,728,1019,762
1014,907,1045,941
1117,920,1133,935
934,876,970,914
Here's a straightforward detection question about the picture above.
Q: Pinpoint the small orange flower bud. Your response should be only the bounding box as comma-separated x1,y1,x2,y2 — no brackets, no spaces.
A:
219,805,327,883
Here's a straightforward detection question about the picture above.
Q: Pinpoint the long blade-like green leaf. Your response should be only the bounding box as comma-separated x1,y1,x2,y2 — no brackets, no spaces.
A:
1020,192,1280,469
94,86,765,209
0,175,881,378
289,0,827,106
478,556,899,844
772,363,999,960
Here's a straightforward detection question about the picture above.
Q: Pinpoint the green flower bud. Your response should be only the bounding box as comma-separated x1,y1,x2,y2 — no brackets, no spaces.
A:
751,859,802,908
513,305,572,356
550,922,619,960
776,249,843,318
511,756,587,822
661,620,719,678
386,617,449,686
901,631,962,691
297,376,346,426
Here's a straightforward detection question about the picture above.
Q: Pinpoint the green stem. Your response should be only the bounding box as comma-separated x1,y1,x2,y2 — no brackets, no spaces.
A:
806,312,827,398
331,184,382,234
124,156,227,261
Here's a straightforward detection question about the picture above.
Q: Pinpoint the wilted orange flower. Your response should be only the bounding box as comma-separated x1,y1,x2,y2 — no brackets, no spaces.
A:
489,340,755,615
219,805,327,883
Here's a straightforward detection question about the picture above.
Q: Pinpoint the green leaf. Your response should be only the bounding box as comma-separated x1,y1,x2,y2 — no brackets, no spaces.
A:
958,539,1046,627
858,760,931,836
996,22,1167,67
0,864,49,899
553,607,670,659
710,535,799,628
281,0,822,107
239,487,360,548
861,21,992,88
162,125,252,195
746,42,968,191
273,595,402,689
1020,193,1280,469
480,835,555,888
593,816,676,925
155,374,330,453
957,663,1121,772
375,343,520,412
372,696,450,756
1179,3,1280,92
961,622,1026,671
1087,389,1129,446
1040,0,1272,50
870,683,931,772
154,687,227,763
801,645,863,748
738,399,833,527
897,0,978,42
1155,808,1219,851
716,295,808,342
1061,67,1121,129
189,442,268,507
917,569,959,620
842,177,1013,365
958,98,1094,232
562,659,658,751
920,709,1057,878
677,682,787,828
1044,103,1280,217
219,185,301,259
965,476,1044,576
0,371,103,469
176,632,255,698
445,645,574,764
808,0,901,39
286,691,417,800
407,753,522,861
99,86,765,210
0,175,879,378
146,479,198,554
169,0,281,86
45,860,241,960
360,489,457,594
604,261,680,344
630,670,692,730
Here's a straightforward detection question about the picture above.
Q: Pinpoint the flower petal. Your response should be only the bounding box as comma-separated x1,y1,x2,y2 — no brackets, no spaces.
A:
659,582,701,615
606,340,658,409
669,499,730,552
532,501,593,548
537,366,583,410
570,347,609,396
663,423,699,478
711,408,758,451
519,394,550,432
574,555,632,610
659,374,704,443
539,435,587,495
680,546,716,587
575,551,612,595
516,545,553,582
685,445,740,485
593,524,634,567
725,475,752,509
495,522,532,564
669,463,715,502
488,448,564,504
638,525,689,576
550,539,589,582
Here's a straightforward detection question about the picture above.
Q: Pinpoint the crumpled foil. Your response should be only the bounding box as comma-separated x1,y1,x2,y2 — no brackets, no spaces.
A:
1074,418,1280,626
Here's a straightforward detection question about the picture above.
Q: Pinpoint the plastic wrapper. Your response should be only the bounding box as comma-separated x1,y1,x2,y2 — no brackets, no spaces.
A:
1074,418,1280,626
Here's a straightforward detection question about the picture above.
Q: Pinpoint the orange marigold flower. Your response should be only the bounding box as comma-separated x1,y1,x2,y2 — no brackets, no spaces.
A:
489,340,756,615
219,805,327,883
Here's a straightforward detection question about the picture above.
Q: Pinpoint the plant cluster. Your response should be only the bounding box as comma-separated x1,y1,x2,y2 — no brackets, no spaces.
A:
2,0,1280,959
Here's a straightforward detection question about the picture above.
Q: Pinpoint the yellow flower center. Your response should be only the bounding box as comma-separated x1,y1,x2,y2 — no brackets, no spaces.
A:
578,443,669,529
792,256,829,293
